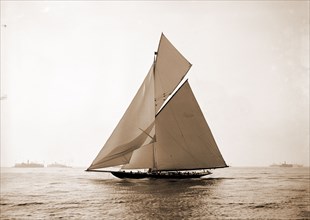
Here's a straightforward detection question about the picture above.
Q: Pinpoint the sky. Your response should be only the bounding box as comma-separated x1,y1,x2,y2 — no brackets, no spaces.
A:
1,1,309,167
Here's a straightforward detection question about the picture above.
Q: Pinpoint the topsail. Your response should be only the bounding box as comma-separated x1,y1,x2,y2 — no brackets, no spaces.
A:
87,33,227,173
154,34,192,112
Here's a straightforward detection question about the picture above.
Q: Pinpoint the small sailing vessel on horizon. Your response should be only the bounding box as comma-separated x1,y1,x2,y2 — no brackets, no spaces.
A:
87,33,228,179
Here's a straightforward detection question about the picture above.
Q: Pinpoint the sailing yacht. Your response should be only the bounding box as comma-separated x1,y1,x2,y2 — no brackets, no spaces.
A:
86,33,228,179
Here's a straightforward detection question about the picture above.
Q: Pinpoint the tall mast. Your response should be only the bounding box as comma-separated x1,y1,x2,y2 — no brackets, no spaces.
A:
152,51,158,171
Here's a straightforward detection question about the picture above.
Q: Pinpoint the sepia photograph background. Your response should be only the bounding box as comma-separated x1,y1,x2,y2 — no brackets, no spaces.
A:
1,1,309,168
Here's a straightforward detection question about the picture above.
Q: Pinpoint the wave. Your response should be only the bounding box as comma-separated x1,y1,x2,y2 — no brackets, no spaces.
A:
16,202,44,206
250,202,279,209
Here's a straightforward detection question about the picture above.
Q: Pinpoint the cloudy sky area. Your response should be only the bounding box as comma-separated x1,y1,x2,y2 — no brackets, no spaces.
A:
1,1,309,167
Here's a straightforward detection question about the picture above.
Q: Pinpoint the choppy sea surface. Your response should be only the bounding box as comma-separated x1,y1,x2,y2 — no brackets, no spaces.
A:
1,167,309,219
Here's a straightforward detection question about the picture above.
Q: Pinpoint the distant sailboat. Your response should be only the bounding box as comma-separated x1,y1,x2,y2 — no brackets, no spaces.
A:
270,161,294,168
87,34,228,179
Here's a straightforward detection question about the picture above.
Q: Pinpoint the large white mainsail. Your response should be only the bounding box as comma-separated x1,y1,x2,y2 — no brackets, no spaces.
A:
154,81,227,170
88,33,227,172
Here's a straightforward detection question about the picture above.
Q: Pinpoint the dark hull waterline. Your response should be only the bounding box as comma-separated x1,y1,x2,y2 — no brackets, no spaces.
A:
110,171,211,179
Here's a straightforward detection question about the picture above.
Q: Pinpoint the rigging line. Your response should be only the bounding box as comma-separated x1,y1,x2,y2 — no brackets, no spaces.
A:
138,128,155,141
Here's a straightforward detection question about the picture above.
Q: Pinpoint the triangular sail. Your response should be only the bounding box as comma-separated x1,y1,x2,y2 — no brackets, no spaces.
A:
154,33,192,112
88,65,155,170
154,81,227,170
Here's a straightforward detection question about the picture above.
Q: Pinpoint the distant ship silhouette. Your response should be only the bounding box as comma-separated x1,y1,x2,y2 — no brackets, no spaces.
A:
270,161,303,168
14,160,44,168
47,162,71,168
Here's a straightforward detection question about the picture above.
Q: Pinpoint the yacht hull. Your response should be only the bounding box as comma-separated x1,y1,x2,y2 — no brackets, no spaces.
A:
111,171,211,179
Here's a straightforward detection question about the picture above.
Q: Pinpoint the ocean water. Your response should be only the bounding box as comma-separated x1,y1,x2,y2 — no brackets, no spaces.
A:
0,167,309,220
